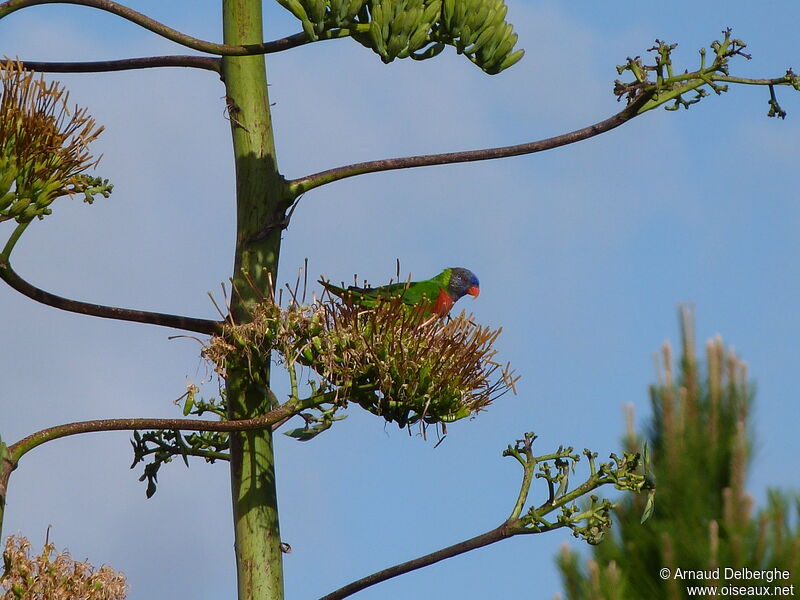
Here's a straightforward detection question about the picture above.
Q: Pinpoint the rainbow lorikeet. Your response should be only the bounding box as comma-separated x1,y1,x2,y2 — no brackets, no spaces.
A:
320,267,480,317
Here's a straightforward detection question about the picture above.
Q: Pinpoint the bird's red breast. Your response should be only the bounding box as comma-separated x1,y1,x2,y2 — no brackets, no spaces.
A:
431,287,456,317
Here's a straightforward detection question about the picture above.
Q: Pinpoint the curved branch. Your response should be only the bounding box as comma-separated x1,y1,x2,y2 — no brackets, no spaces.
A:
319,437,532,600
0,257,223,334
319,525,513,600
713,74,800,86
318,433,648,600
0,0,366,56
288,94,654,195
0,0,250,55
1,222,221,333
159,446,231,462
18,56,221,73
7,398,307,462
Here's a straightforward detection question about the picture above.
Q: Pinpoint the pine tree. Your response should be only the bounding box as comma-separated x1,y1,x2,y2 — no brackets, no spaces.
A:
557,306,800,600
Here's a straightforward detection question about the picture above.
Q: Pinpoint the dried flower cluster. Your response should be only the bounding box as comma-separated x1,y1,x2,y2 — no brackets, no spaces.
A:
204,291,518,428
0,59,110,223
1,535,128,600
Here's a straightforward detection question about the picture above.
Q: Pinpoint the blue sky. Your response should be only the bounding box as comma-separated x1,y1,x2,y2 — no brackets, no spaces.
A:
1,1,799,599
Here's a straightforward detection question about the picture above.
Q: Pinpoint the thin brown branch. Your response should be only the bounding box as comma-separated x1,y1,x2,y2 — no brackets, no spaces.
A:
318,524,514,600
288,93,654,195
0,0,347,56
7,400,303,462
0,0,257,55
18,56,221,74
0,257,222,335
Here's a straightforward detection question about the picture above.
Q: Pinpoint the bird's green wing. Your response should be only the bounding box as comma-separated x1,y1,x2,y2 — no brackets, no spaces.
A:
370,269,452,306
320,269,452,309
389,279,443,305
319,279,389,308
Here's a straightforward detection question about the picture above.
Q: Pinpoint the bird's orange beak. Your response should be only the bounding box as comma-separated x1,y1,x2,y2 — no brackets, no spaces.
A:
467,286,480,298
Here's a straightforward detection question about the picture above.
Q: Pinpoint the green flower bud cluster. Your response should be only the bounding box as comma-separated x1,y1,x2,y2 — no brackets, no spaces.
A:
276,0,366,39
439,0,524,74
274,0,524,74
613,29,800,117
326,299,516,428
204,290,518,433
356,0,443,63
0,60,109,224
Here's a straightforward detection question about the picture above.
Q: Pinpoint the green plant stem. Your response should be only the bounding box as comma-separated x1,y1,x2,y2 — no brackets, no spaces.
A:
664,73,794,88
0,0,369,56
288,362,299,401
0,221,27,258
714,74,796,86
514,478,603,534
631,71,799,114
0,441,10,540
509,461,534,519
221,1,289,599
139,444,231,463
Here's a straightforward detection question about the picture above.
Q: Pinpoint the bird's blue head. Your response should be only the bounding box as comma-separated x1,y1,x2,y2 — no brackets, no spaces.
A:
447,267,480,300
